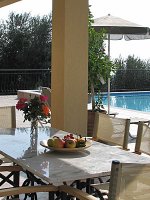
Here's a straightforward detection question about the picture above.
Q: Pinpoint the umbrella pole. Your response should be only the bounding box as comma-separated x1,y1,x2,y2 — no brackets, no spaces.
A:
108,33,110,114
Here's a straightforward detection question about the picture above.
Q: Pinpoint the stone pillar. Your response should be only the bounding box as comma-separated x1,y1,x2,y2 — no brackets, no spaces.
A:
51,0,88,135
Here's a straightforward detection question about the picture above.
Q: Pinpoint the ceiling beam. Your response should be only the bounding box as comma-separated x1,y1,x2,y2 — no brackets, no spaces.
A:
0,0,21,8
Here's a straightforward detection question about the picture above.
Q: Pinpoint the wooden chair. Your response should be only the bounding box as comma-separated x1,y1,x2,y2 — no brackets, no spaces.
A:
59,185,98,200
93,112,130,150
0,106,18,186
59,160,150,200
0,184,58,199
0,106,16,163
0,164,23,189
42,87,51,108
135,121,150,155
0,106,16,128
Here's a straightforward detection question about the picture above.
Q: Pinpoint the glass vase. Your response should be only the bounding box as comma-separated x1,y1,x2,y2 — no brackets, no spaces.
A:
31,119,38,133
30,119,38,153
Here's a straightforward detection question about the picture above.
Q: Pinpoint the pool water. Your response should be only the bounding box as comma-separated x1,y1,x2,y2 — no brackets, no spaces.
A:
98,91,150,112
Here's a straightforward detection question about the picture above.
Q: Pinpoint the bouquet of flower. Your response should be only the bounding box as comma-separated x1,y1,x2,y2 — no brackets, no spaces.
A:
16,95,51,124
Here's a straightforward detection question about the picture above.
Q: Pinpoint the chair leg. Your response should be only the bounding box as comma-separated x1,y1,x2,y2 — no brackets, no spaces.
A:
0,165,22,187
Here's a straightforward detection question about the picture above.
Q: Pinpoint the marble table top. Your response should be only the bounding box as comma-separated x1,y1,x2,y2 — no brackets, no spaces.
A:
0,127,150,186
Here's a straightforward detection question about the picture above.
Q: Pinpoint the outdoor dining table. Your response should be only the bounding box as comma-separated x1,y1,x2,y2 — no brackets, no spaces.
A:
0,126,150,187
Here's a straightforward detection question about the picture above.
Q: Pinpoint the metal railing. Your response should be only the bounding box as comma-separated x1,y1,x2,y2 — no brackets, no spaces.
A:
0,69,51,95
1,69,150,95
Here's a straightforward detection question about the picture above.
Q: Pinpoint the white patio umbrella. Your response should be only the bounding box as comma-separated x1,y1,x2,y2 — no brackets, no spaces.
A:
92,14,150,114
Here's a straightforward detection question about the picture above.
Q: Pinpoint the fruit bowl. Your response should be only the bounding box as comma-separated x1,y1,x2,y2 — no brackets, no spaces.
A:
40,139,92,152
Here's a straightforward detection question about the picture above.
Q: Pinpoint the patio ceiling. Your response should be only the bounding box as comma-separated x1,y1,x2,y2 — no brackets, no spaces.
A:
0,0,21,8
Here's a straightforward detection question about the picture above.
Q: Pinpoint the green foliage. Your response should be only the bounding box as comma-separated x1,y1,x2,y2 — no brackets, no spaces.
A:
112,55,150,91
88,8,116,109
94,91,107,113
0,12,52,69
114,55,150,70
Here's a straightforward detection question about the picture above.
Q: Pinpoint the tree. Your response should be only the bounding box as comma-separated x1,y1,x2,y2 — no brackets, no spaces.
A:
0,12,52,69
88,9,115,110
0,12,52,92
112,55,150,91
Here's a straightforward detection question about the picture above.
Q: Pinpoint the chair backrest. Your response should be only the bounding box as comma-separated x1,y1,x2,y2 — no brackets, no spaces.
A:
42,87,51,108
93,112,130,150
59,161,150,200
135,121,150,155
109,160,150,200
0,106,16,128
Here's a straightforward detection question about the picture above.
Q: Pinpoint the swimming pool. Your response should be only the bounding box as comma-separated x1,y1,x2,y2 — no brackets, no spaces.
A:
99,91,150,112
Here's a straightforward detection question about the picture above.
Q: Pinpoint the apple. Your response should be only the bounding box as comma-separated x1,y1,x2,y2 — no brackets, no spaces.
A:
53,137,65,148
47,138,54,147
65,139,76,148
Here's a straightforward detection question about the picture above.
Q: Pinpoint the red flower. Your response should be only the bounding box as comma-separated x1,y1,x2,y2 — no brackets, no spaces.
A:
16,96,51,123
40,95,48,102
20,98,28,102
16,98,28,110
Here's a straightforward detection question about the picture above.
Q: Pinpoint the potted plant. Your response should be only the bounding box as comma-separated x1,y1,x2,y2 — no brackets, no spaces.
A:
94,91,107,114
88,9,115,110
87,9,115,136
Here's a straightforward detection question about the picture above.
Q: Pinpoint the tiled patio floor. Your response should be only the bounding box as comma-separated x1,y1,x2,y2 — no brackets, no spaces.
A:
0,95,149,199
